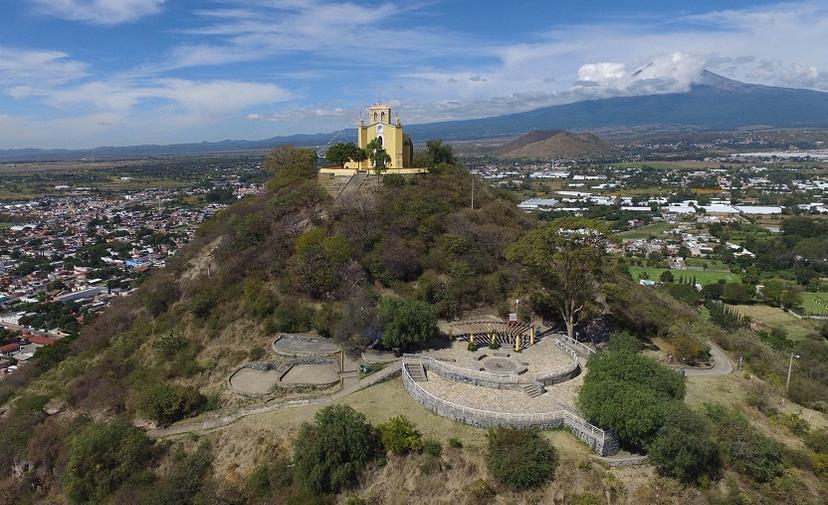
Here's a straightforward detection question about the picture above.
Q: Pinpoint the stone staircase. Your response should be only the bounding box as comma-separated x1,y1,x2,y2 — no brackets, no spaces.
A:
404,362,428,382
522,382,545,398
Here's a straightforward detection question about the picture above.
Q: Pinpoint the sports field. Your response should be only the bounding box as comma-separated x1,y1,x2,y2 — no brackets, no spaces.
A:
629,266,740,285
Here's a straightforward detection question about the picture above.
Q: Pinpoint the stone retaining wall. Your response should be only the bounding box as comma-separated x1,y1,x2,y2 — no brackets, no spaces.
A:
402,359,619,456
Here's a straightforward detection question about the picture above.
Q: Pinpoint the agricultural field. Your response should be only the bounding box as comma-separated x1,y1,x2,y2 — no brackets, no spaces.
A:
729,304,823,341
629,266,740,285
801,291,828,316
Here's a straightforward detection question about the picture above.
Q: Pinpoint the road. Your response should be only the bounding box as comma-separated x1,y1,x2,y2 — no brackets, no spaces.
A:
0,321,64,339
682,342,733,377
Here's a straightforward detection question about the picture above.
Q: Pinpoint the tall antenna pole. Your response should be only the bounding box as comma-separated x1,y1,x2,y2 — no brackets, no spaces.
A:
471,177,475,210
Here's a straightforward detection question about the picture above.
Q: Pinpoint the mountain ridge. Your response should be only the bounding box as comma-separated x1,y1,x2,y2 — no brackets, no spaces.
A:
4,71,828,161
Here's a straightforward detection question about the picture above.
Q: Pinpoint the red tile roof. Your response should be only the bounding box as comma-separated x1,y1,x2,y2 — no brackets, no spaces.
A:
0,343,20,353
26,335,56,346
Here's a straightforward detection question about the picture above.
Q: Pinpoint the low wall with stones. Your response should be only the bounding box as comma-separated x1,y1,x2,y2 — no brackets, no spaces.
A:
418,356,525,391
402,359,619,456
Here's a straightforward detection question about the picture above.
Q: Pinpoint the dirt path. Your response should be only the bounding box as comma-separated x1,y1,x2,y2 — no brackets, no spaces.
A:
682,342,733,377
148,361,401,439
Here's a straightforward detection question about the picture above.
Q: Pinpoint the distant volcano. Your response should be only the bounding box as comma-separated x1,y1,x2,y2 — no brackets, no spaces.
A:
495,130,616,159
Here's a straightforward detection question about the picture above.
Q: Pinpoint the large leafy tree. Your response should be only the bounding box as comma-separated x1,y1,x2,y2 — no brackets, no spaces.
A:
325,143,365,168
379,297,437,351
292,405,382,494
577,350,686,450
506,219,608,339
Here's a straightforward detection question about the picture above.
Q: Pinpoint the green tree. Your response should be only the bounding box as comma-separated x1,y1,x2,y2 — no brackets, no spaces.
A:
720,283,752,304
659,270,675,283
289,228,351,298
648,406,721,484
139,383,206,426
486,427,558,490
415,139,456,167
507,220,608,339
293,405,382,494
577,351,686,449
378,415,423,454
365,138,391,185
64,421,153,504
378,297,438,351
264,145,317,181
325,143,363,168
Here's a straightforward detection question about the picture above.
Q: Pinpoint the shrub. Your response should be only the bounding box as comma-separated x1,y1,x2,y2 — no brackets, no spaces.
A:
448,437,463,449
422,438,442,457
141,443,212,505
383,173,405,187
64,421,153,505
246,457,293,499
648,406,721,484
143,276,179,316
139,383,206,426
378,415,423,454
464,479,495,505
293,405,382,493
467,339,478,352
247,346,266,361
568,494,602,505
704,404,786,482
486,427,558,490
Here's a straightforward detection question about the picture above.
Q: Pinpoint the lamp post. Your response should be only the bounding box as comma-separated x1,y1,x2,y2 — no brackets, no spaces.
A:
784,353,801,406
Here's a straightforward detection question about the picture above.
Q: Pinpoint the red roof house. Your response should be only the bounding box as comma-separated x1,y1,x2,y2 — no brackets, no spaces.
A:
26,334,56,346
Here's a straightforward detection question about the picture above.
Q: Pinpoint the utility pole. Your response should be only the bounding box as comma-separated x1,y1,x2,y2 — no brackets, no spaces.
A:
786,353,800,393
470,177,475,210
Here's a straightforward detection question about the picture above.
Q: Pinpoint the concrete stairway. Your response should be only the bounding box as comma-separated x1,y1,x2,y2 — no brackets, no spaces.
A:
522,382,545,398
404,362,428,382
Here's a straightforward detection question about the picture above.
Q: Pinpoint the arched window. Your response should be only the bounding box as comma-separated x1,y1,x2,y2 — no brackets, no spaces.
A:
373,112,378,122
381,111,386,122
377,135,383,146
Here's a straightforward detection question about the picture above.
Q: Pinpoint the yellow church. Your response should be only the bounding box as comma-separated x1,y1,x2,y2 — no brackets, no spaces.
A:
345,104,416,171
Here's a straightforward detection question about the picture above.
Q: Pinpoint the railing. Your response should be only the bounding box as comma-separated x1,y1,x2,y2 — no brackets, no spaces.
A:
556,334,596,357
401,356,611,454
415,354,521,384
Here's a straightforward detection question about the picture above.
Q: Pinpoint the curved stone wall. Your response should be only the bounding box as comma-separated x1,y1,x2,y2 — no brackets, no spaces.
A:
401,358,619,456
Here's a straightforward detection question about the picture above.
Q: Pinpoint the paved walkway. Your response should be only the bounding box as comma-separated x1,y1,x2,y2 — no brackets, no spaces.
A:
147,361,401,438
681,342,733,377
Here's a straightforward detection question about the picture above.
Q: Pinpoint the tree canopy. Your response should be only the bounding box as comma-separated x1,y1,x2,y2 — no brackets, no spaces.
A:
577,350,686,449
379,297,438,350
325,143,365,168
507,219,608,338
486,427,558,490
292,405,382,494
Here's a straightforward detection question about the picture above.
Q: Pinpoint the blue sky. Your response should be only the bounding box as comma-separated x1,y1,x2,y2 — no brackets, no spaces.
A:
1,0,827,149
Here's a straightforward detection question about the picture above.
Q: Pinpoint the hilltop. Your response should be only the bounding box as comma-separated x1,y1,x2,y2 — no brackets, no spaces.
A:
495,129,617,159
1,146,826,505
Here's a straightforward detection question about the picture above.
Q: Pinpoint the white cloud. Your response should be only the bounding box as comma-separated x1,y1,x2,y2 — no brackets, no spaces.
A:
0,47,88,87
164,0,473,69
19,78,292,115
246,106,348,123
31,0,165,25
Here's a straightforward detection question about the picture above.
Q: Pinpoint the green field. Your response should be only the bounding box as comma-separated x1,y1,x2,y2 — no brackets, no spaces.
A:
684,258,732,271
801,292,828,316
729,304,821,341
629,266,740,285
614,221,674,239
